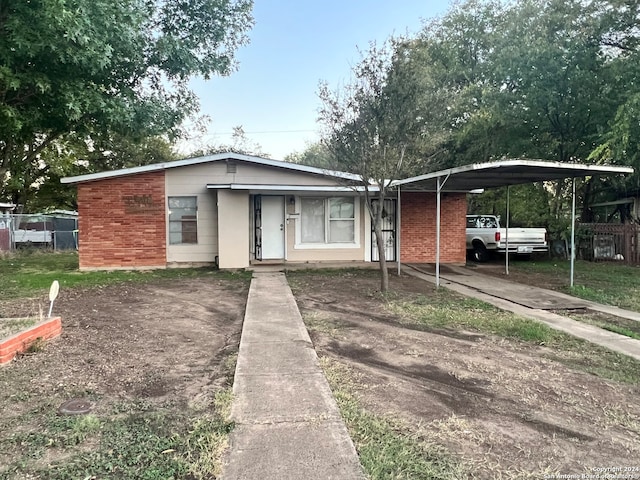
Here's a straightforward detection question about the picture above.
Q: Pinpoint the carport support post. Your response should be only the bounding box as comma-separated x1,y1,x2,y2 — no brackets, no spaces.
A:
570,177,576,287
435,174,449,288
436,179,441,287
505,186,510,275
396,185,401,276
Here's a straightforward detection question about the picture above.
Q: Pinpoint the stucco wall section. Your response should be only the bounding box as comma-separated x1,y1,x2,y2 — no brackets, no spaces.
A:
400,192,467,264
165,174,218,264
77,171,166,269
217,190,250,268
167,160,345,187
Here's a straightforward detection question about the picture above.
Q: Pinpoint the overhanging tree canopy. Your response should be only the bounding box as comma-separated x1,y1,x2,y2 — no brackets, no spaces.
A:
0,0,254,208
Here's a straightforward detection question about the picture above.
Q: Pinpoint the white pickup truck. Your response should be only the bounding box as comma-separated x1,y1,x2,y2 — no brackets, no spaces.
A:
466,215,548,262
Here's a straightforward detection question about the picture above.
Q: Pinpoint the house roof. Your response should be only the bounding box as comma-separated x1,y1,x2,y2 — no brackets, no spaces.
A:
393,159,634,191
60,152,364,184
61,154,634,192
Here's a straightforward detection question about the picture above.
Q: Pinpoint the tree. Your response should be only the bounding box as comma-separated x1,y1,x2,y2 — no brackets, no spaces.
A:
26,134,178,212
0,0,254,207
319,41,448,292
393,0,640,232
187,125,266,157
285,142,333,169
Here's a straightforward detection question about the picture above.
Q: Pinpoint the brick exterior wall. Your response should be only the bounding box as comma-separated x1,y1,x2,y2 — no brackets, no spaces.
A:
77,171,167,269
400,192,467,264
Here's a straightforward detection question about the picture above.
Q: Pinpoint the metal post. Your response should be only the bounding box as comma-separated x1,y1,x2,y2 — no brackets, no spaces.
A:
570,177,576,287
396,185,401,276
434,173,450,289
436,177,442,288
505,186,510,275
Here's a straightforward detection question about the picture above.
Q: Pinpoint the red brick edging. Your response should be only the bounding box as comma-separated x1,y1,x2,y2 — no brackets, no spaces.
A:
0,317,62,365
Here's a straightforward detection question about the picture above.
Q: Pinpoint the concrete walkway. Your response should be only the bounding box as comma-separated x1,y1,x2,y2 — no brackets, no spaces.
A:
222,272,365,480
404,265,640,362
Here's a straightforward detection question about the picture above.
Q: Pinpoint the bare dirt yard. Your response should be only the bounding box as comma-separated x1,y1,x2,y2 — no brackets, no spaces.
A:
0,275,248,479
289,270,640,479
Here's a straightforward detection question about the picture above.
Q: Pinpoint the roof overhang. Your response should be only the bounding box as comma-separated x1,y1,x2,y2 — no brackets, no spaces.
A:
392,159,634,192
60,152,363,184
206,184,379,194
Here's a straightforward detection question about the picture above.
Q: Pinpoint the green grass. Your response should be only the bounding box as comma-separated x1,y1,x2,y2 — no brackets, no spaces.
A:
510,259,640,311
0,251,251,299
566,311,640,341
387,290,559,344
603,325,640,340
320,357,465,480
1,394,234,479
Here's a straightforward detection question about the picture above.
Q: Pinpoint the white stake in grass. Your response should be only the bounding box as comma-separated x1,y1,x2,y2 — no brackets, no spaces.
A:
48,280,59,318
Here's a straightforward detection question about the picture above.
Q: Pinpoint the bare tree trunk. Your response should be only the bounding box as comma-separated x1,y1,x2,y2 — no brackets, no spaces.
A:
363,186,389,293
374,189,389,293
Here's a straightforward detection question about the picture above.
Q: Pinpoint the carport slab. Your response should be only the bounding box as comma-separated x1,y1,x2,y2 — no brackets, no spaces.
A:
408,264,588,309
471,283,589,310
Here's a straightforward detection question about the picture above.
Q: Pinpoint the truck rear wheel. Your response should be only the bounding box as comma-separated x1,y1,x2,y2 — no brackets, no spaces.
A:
473,243,489,262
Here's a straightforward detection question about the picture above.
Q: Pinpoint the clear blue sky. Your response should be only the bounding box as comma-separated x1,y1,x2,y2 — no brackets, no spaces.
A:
183,0,453,159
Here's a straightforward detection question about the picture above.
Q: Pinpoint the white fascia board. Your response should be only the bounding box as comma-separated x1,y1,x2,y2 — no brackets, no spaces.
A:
61,151,364,184
206,184,380,192
392,159,634,187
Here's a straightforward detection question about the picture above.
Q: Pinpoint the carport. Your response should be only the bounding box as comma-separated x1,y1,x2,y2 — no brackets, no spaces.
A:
392,159,634,287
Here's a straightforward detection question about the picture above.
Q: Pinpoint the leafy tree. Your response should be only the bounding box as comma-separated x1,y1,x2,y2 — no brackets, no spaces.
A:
389,0,640,229
0,0,253,208
318,41,448,292
285,142,333,169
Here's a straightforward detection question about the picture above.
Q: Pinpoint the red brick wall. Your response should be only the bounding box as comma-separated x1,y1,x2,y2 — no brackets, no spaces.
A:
400,192,467,263
77,172,166,269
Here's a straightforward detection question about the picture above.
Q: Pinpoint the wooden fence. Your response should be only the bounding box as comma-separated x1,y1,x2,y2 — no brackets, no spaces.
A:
576,223,640,265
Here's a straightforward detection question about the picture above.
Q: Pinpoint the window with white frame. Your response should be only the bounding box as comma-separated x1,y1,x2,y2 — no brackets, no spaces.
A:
168,196,198,244
300,197,356,244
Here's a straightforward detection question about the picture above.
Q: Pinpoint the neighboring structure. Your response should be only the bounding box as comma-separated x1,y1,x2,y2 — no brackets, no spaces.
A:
61,153,467,270
0,203,16,251
0,210,78,252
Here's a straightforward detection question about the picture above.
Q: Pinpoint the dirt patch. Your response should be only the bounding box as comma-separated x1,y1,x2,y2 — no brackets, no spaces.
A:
290,270,640,478
0,276,248,473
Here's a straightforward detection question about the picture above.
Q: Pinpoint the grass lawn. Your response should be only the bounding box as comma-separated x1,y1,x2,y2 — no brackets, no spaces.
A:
0,250,250,299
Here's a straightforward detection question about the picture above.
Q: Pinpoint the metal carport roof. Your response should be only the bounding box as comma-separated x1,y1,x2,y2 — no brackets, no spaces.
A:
390,159,634,287
391,159,633,191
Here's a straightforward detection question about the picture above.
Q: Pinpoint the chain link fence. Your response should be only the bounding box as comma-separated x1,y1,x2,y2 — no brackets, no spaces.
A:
0,213,78,252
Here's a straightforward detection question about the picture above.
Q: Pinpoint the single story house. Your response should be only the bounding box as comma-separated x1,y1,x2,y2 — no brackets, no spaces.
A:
60,153,467,270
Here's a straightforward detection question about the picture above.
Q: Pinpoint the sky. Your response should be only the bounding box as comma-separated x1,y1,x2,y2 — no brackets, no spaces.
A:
181,0,453,160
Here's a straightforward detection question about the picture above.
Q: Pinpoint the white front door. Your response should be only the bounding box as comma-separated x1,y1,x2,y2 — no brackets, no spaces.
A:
261,196,285,259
